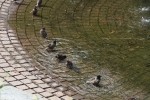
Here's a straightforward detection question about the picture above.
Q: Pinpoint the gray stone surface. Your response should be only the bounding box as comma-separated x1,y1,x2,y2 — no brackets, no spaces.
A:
0,86,40,100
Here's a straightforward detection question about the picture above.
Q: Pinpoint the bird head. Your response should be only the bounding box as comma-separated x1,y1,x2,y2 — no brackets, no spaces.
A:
97,75,101,80
42,27,45,30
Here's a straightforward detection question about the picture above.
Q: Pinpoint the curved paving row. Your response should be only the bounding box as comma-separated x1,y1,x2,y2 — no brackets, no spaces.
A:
0,0,84,100
4,0,150,100
2,0,149,100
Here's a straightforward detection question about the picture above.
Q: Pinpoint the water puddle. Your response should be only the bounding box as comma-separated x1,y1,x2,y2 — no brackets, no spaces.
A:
8,0,150,99
33,38,146,99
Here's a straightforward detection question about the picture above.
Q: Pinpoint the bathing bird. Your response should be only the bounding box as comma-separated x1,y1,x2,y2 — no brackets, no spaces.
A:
31,6,38,16
86,75,102,87
56,54,67,62
46,40,57,52
40,27,47,38
128,98,136,100
66,60,80,73
66,60,74,69
36,0,42,8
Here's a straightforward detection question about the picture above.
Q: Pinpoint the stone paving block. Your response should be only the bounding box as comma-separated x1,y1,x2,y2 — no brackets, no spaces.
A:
0,31,7,34
20,79,32,84
19,51,26,54
27,67,36,72
50,82,59,88
40,91,53,98
7,33,15,36
0,63,9,67
8,60,16,64
13,44,21,47
24,89,36,94
16,47,24,51
10,80,23,86
36,74,47,79
9,36,17,40
0,72,9,77
46,88,57,93
61,95,73,100
0,59,6,63
8,71,20,76
26,83,38,89
21,63,30,67
53,91,65,97
72,94,84,100
65,90,77,96
21,71,32,76
38,83,50,89
31,70,41,75
15,67,26,72
14,55,23,60
4,56,11,60
42,78,53,83
49,96,61,100
0,48,5,52
4,44,13,48
3,67,15,72
33,87,45,93
56,86,67,92
18,59,28,64
11,51,19,55
0,68,5,72
14,74,26,80
26,75,37,80
16,85,29,90
33,79,44,84
2,40,11,45
7,47,15,51
1,37,9,41
11,64,21,68
5,76,16,82
11,40,20,43
0,51,10,56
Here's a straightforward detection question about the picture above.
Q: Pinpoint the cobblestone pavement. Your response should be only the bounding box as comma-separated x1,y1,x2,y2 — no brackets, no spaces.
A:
0,0,84,100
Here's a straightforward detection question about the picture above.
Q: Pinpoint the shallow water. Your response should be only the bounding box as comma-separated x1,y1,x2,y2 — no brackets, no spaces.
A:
9,0,150,99
32,0,150,99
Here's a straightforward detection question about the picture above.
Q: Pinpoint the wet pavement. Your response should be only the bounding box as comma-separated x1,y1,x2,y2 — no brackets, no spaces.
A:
0,0,82,100
0,0,150,100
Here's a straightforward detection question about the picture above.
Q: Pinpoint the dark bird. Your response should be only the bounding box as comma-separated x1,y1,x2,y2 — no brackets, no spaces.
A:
46,40,57,52
56,54,67,62
66,60,74,69
66,60,80,73
86,75,102,87
128,98,136,100
48,40,56,49
31,6,38,16
40,27,47,38
36,0,42,8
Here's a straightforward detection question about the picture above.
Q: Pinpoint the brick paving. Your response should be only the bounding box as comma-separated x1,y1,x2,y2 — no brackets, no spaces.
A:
0,0,82,100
